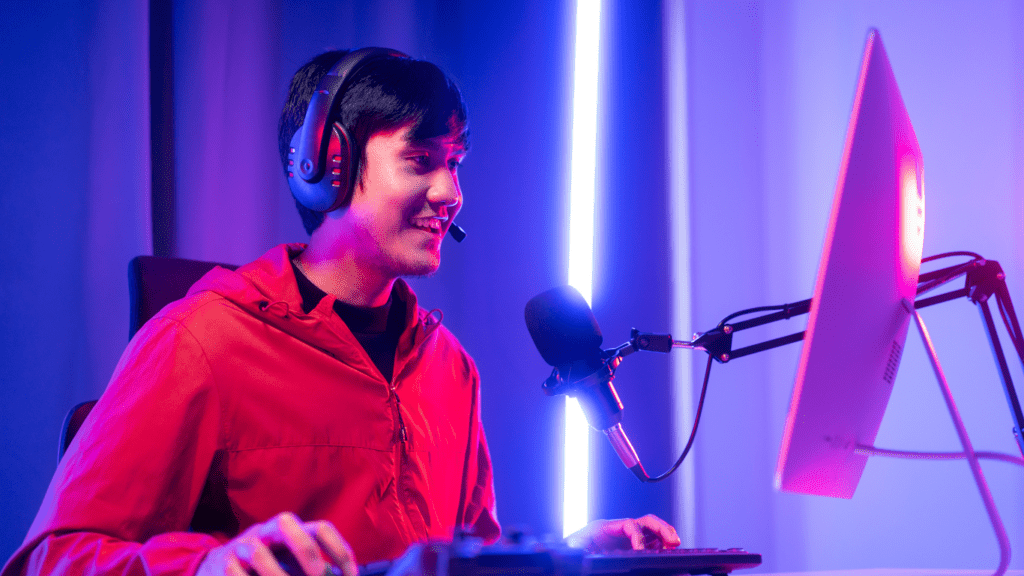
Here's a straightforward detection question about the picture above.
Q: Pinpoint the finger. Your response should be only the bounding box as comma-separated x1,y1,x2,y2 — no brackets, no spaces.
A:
223,554,251,576
262,513,327,576
635,517,673,549
652,514,681,546
636,515,681,548
248,541,291,576
618,519,645,551
231,540,268,575
306,520,358,576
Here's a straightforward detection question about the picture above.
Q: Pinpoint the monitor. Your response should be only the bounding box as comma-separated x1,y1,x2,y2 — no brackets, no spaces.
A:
775,29,926,498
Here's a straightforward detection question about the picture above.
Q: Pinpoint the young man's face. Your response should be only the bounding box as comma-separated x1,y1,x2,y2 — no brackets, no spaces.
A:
339,122,465,280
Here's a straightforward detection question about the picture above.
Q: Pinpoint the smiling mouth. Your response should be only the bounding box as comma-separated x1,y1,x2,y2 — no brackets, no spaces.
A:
410,217,445,234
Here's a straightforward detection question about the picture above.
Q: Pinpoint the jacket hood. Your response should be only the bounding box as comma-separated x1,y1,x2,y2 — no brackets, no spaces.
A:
184,243,442,373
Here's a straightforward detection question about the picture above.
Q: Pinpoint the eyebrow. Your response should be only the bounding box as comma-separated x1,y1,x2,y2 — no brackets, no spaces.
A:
403,137,469,154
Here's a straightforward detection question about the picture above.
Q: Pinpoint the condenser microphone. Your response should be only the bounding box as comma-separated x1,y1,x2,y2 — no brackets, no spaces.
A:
524,286,648,480
524,285,603,377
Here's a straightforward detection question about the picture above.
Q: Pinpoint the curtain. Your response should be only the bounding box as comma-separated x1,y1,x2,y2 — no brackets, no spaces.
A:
0,0,151,557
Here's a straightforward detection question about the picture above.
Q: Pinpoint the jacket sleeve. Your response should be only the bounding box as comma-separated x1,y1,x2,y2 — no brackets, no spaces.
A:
1,317,224,576
464,420,501,544
458,365,500,544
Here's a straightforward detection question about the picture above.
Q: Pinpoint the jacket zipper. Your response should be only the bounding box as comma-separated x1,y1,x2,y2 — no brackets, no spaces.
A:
391,381,413,539
391,383,408,443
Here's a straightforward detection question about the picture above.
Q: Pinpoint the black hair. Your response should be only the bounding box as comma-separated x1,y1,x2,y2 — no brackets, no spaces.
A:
278,50,469,235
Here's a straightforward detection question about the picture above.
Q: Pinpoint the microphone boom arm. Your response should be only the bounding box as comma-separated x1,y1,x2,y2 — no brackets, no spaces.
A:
683,256,1024,458
532,254,1024,483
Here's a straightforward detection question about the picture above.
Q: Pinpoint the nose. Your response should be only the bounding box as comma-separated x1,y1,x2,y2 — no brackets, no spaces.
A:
427,168,461,210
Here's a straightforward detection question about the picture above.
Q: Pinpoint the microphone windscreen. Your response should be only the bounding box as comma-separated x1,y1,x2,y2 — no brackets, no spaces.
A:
524,285,603,367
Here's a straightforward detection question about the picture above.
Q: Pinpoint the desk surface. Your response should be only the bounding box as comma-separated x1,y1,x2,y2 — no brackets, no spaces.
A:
761,565,1024,569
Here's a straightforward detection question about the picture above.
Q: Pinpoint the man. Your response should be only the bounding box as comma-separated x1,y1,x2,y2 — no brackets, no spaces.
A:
3,49,678,576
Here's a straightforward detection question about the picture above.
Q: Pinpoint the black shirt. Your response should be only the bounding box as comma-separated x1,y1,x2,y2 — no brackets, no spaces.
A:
290,261,405,382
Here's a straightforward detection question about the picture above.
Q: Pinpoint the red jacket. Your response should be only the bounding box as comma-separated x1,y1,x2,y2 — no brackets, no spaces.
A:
3,244,500,576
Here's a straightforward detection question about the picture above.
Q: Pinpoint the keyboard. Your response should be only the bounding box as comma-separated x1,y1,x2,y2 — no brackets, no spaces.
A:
357,545,761,576
584,548,762,576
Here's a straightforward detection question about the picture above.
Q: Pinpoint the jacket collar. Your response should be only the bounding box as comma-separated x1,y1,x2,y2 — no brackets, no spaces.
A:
186,244,443,375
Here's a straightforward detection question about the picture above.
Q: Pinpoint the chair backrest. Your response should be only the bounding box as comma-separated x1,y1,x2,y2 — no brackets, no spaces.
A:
59,400,97,461
59,255,237,462
128,255,237,339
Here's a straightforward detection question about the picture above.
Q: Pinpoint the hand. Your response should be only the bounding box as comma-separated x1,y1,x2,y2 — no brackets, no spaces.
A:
565,514,681,553
197,512,358,576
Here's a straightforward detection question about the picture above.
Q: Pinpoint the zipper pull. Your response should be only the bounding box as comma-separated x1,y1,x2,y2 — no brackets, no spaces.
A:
393,388,408,443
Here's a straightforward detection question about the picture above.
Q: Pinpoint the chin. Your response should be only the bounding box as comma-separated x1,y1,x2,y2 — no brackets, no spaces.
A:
396,256,441,278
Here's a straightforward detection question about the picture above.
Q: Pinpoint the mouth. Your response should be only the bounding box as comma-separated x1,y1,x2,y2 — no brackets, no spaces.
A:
409,216,446,235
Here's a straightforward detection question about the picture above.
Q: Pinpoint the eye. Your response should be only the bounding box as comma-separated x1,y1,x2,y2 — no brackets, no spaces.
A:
448,157,463,171
410,154,430,167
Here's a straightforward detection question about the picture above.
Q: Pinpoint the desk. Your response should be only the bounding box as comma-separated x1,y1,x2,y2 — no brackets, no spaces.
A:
761,565,1024,569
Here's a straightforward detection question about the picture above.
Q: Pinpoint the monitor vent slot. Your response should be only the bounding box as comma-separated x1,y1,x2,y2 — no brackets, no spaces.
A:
883,339,903,385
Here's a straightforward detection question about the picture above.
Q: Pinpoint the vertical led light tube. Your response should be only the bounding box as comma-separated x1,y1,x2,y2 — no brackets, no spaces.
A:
664,0,697,547
564,0,602,538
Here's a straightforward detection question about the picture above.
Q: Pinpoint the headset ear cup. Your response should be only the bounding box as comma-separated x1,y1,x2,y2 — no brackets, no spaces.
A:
288,121,353,212
328,122,354,210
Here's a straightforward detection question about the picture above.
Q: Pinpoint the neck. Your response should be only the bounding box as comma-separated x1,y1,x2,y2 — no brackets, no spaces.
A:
296,239,396,308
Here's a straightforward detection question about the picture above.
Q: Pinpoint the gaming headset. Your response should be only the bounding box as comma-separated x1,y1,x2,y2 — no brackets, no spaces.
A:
287,47,465,242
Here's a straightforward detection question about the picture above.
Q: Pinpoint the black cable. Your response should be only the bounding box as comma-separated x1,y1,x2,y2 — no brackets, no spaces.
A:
643,355,714,483
916,254,985,297
651,249,1015,487
717,304,793,328
717,254,982,331
917,250,1023,359
921,251,984,263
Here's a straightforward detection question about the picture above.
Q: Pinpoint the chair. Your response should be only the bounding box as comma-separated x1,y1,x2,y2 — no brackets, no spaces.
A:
127,255,238,339
58,255,238,461
58,400,99,461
